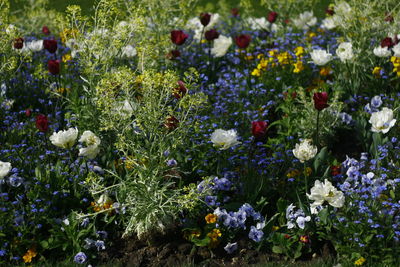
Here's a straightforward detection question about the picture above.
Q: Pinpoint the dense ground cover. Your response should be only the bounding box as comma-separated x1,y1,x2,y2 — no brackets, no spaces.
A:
1,0,400,266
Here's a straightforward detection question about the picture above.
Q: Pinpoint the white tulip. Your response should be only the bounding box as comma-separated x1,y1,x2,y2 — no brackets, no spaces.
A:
336,42,354,62
307,179,345,211
293,139,317,163
50,128,79,149
310,49,332,66
0,161,12,179
373,46,391,57
210,129,241,150
211,35,232,57
369,107,396,134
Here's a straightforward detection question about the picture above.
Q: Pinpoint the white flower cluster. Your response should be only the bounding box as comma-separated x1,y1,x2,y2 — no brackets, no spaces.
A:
49,128,101,159
369,107,396,134
0,161,12,179
211,35,232,57
246,17,279,32
310,49,333,66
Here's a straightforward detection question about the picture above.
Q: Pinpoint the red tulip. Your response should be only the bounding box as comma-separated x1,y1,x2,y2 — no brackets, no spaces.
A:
171,30,188,46
166,49,181,60
200,13,211,27
234,34,251,49
205,29,219,41
35,114,49,132
231,8,239,17
42,26,50,35
173,81,187,99
13,38,24,49
48,60,60,75
43,39,57,53
25,109,32,117
252,121,268,140
267,11,278,23
313,92,329,111
381,37,395,48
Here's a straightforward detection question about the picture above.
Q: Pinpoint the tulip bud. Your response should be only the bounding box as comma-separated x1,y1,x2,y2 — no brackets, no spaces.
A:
267,11,278,23
205,29,219,41
200,13,211,27
13,38,24,49
173,81,187,99
251,121,268,140
313,92,329,111
43,39,58,53
42,26,50,35
35,114,49,132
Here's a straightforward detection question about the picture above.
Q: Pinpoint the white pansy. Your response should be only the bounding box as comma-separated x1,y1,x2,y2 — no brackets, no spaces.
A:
373,46,391,57
0,161,12,179
292,139,318,163
25,40,43,52
50,128,79,149
211,35,232,57
392,43,400,57
210,129,241,150
310,49,332,66
369,107,396,134
293,11,317,30
307,179,345,210
121,45,137,58
336,42,354,62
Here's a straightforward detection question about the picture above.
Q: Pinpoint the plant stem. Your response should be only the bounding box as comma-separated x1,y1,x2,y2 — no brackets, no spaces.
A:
315,110,320,148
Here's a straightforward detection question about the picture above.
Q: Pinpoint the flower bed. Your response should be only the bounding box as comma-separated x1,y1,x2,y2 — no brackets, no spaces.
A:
1,0,400,266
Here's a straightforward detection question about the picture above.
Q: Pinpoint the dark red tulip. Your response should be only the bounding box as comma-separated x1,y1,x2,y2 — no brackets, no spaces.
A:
234,34,251,49
48,60,60,75
171,30,188,46
325,8,335,16
381,37,395,48
200,13,211,27
35,114,49,132
313,92,329,111
25,109,32,117
173,81,187,99
267,11,278,23
205,29,219,41
43,39,57,53
42,26,50,35
13,38,24,49
164,116,179,130
231,8,239,17
166,49,181,60
252,121,268,140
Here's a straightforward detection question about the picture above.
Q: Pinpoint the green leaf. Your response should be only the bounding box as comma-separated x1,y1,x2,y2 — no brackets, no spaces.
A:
272,245,283,254
318,208,329,224
313,146,328,174
191,236,211,247
40,240,49,249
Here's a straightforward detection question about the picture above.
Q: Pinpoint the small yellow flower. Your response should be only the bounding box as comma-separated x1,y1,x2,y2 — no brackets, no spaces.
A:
287,169,300,178
258,58,268,70
62,53,72,63
294,46,305,57
391,56,400,67
308,32,317,39
251,68,261,77
293,61,304,73
257,53,264,59
205,213,217,224
244,54,254,61
201,39,207,44
277,51,292,65
268,49,278,57
304,167,312,177
271,226,280,231
207,228,222,241
319,66,332,76
354,256,366,266
23,248,37,263
60,28,79,44
372,66,382,78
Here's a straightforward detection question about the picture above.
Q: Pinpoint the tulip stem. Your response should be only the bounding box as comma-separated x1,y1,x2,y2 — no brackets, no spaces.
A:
315,110,320,148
